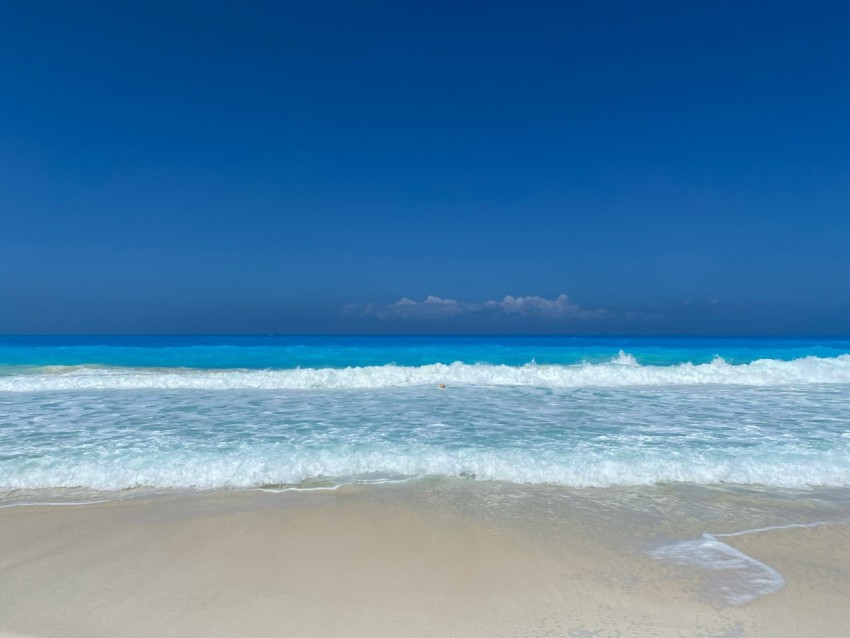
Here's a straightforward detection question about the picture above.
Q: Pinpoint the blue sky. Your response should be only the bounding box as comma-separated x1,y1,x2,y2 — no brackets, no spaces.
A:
1,1,848,335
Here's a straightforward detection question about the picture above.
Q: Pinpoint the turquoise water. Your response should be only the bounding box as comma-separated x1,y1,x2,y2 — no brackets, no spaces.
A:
2,336,850,491
2,335,849,369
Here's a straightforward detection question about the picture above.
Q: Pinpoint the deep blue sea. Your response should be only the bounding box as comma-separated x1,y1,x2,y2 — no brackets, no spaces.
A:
2,335,850,492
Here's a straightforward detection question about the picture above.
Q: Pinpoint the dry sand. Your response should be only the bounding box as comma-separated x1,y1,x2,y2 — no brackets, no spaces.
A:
1,487,848,637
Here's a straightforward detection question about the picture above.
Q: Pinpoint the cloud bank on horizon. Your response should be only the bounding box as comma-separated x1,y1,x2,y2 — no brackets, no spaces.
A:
345,294,612,322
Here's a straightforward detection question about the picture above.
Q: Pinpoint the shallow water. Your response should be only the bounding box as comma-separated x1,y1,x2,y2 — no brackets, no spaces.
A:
5,335,848,608
2,336,850,492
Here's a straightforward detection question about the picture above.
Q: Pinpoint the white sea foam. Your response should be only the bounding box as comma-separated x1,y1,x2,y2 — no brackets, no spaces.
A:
2,354,850,392
256,476,419,493
650,533,785,605
0,497,121,510
3,353,849,492
648,517,850,605
713,519,850,537
4,444,850,491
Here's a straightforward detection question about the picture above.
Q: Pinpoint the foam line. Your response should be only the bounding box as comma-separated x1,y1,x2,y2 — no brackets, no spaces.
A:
714,518,850,538
650,518,850,605
2,354,850,391
650,533,785,605
0,497,121,510
256,476,420,493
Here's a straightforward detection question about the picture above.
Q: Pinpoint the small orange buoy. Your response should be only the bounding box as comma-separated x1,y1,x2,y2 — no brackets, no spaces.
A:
438,383,446,389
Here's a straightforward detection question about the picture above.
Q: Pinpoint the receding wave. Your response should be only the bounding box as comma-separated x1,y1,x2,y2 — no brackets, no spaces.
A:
2,353,850,391
4,445,850,491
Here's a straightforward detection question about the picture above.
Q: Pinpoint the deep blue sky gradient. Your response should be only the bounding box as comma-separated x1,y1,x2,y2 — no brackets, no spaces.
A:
1,1,848,334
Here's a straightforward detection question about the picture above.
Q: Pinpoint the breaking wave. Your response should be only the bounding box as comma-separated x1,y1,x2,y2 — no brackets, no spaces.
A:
2,353,850,391
4,446,850,491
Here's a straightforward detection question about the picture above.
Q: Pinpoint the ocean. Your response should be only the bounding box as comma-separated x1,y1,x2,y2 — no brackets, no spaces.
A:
3,335,850,607
2,335,850,492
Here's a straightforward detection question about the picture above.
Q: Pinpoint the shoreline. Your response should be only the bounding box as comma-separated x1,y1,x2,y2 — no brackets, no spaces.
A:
2,482,849,637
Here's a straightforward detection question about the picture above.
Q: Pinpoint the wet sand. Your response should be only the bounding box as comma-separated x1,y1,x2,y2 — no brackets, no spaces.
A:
1,484,848,637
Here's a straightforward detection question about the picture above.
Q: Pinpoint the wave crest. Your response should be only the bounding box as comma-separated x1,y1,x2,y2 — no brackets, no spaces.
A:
1,354,850,391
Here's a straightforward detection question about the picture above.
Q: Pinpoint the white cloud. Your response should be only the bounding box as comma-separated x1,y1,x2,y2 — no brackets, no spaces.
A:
483,294,608,319
346,294,610,321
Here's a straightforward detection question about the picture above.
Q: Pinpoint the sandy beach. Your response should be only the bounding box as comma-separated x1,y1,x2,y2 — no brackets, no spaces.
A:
4,0,849,633
2,483,848,637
